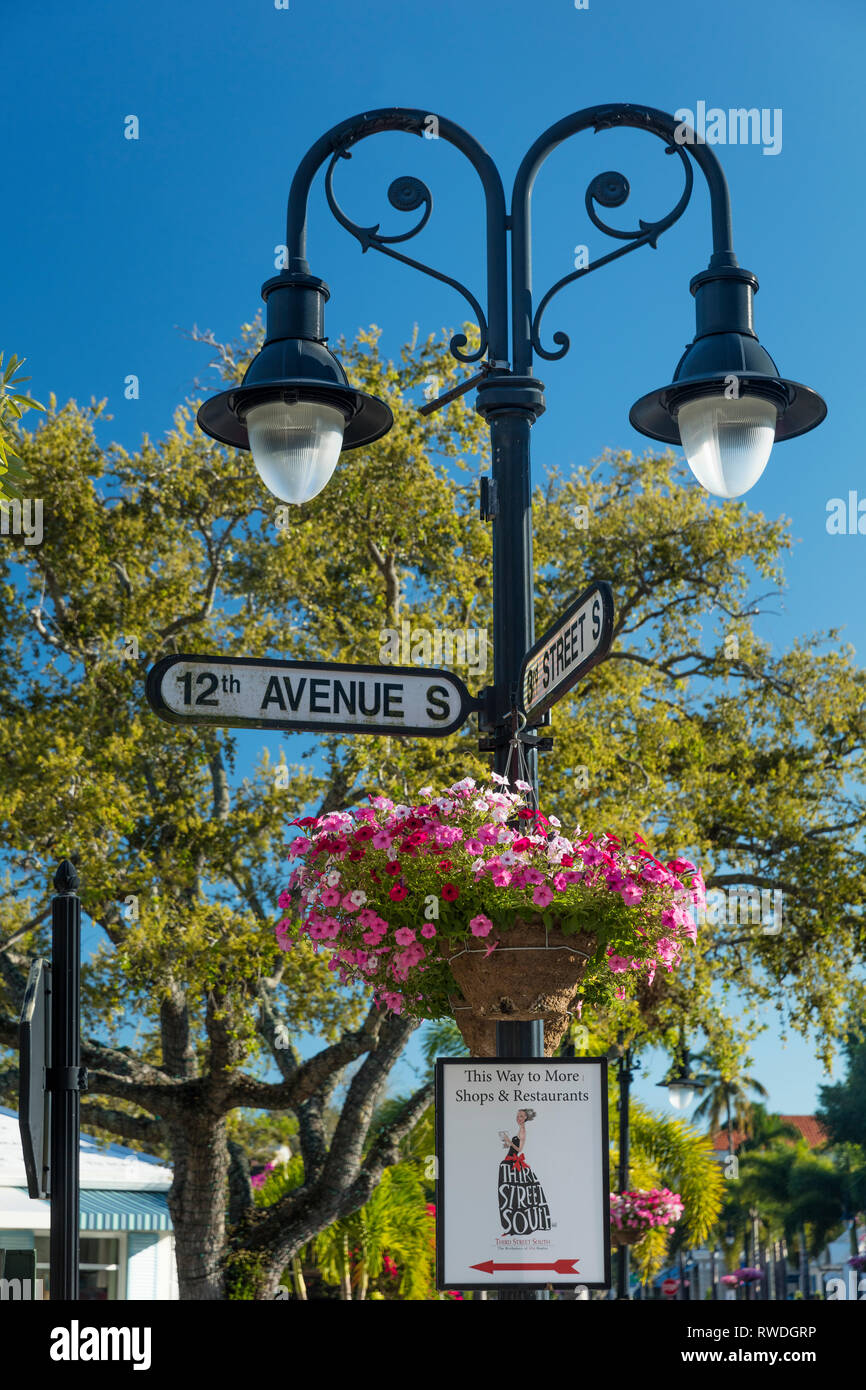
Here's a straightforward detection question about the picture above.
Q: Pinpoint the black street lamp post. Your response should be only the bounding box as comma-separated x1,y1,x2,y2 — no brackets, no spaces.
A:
610,1035,638,1300
49,860,84,1301
198,104,826,1301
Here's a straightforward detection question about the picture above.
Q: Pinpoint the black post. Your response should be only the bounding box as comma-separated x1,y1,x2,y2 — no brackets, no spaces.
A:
750,1208,761,1300
49,860,82,1301
798,1226,810,1299
481,387,545,1303
710,1246,718,1300
616,1046,632,1300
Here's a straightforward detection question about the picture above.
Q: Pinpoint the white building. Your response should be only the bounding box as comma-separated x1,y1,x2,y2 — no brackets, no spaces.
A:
0,1106,177,1299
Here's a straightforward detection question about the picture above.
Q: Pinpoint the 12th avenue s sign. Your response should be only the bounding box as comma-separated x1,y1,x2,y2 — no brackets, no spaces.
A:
520,581,614,720
145,654,480,738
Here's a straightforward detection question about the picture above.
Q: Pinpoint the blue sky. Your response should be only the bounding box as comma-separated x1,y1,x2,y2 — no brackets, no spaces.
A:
5,0,865,1118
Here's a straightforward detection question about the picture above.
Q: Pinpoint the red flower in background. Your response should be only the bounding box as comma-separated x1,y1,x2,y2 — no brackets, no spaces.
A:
441,883,459,902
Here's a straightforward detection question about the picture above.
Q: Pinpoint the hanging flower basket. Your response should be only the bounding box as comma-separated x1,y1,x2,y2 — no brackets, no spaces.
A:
610,1226,646,1248
447,914,597,1020
609,1188,685,1246
276,776,704,1032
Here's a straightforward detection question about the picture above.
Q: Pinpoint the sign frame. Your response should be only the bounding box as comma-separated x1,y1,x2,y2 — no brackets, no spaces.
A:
145,653,481,739
519,580,614,721
434,1055,611,1292
19,957,51,1200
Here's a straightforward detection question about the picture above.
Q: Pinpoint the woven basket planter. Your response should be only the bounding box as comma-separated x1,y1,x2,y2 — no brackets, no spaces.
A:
448,915,596,1022
610,1226,646,1248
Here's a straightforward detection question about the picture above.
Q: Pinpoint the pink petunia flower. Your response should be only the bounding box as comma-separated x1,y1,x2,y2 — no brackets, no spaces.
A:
469,914,493,937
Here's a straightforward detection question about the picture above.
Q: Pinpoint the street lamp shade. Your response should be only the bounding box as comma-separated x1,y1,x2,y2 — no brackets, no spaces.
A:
197,274,392,504
657,1045,705,1111
629,264,826,497
665,1079,696,1111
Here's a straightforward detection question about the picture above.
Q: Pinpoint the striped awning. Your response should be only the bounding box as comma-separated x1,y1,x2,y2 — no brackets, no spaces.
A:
78,1191,172,1232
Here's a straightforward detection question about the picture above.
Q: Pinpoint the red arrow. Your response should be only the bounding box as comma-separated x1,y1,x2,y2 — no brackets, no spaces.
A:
471,1258,579,1275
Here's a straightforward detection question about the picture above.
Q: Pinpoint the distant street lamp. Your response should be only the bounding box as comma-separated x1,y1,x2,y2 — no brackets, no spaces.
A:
657,1030,706,1110
608,1034,638,1301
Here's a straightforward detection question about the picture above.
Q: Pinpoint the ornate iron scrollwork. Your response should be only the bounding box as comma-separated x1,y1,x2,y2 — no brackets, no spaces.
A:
324,147,489,363
531,141,694,362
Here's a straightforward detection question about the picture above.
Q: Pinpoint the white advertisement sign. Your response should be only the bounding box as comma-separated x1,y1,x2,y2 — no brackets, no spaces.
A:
435,1057,610,1289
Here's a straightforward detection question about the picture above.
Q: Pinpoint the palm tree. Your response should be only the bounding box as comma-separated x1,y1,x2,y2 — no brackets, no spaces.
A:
313,1163,436,1300
739,1104,800,1153
691,1055,768,1153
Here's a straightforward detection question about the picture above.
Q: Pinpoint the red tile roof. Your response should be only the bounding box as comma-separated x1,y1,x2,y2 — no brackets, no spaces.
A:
711,1129,748,1152
710,1115,828,1152
779,1115,828,1148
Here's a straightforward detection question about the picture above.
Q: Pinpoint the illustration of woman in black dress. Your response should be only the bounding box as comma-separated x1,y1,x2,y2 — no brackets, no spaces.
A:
497,1108,552,1235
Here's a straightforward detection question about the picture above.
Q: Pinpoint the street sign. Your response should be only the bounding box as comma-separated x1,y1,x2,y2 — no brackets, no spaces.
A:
519,580,614,720
435,1056,610,1290
145,653,480,738
19,958,51,1200
662,1276,680,1298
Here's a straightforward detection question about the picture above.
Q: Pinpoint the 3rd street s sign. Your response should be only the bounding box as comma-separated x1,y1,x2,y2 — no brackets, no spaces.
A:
520,581,614,720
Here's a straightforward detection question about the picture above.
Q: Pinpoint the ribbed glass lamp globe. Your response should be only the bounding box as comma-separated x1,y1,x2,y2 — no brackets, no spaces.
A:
676,394,777,499
667,1082,695,1111
244,398,346,503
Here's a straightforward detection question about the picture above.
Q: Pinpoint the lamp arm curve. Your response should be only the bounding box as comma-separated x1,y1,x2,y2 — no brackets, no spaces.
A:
285,108,509,364
510,103,737,374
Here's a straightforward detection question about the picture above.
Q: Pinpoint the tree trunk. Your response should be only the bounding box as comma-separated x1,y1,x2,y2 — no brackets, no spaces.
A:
726,1095,733,1154
166,1112,230,1300
291,1256,307,1301
340,1233,352,1301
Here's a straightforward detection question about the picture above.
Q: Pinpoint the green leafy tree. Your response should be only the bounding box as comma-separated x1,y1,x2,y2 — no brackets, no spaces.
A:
0,326,485,1298
0,352,43,500
721,1145,853,1261
818,1028,866,1151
